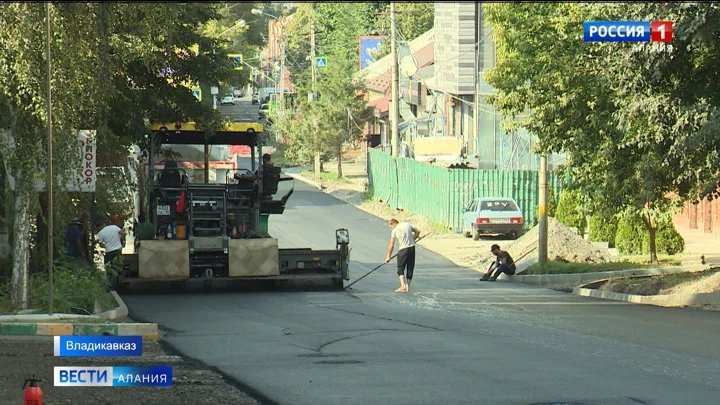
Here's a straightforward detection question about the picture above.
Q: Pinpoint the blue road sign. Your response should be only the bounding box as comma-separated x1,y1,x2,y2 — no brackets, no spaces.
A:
228,54,243,70
191,87,201,101
315,56,328,70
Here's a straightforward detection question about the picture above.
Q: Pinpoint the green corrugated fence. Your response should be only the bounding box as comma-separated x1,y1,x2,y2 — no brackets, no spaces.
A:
368,149,562,230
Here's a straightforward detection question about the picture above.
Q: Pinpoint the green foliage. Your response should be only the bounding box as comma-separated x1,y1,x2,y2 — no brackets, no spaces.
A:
371,2,435,60
363,184,375,202
280,4,374,174
642,219,685,256
588,213,618,247
30,262,113,314
0,259,114,314
286,3,379,74
483,3,720,261
615,211,684,257
0,254,12,289
615,213,645,255
1,3,235,308
555,189,587,232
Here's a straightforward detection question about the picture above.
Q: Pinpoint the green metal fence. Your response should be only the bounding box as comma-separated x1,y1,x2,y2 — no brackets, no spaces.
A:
368,149,562,230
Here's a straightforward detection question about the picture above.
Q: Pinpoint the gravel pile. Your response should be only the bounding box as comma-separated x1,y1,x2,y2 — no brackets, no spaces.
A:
464,217,618,270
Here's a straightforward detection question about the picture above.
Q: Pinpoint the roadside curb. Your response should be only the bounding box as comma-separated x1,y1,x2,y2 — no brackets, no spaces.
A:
0,322,159,339
286,170,323,190
97,291,130,322
509,264,709,289
0,292,159,339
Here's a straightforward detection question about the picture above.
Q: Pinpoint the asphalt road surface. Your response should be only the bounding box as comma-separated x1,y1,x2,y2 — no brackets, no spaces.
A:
217,95,273,172
217,94,261,124
123,182,720,405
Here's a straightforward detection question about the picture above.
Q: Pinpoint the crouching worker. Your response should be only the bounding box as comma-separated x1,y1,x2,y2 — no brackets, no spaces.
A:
479,244,516,281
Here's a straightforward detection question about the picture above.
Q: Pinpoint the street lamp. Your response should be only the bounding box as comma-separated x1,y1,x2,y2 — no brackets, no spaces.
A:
217,19,246,38
251,8,274,18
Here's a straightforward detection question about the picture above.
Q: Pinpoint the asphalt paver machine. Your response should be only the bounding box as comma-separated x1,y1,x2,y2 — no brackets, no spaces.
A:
119,122,350,290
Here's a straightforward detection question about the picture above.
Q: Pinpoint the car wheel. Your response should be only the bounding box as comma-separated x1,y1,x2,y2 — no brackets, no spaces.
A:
472,226,480,241
247,128,255,133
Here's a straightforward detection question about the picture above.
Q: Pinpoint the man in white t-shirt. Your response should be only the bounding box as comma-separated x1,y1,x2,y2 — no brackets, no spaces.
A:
97,221,125,287
384,218,420,293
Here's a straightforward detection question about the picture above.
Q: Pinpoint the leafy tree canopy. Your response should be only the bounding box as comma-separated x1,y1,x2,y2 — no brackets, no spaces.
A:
483,2,720,263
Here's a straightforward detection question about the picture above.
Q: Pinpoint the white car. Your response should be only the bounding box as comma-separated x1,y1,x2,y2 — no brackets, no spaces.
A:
462,197,525,240
258,103,269,119
220,96,235,106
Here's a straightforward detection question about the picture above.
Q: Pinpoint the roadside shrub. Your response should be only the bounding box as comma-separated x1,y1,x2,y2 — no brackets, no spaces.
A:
555,189,586,233
615,213,645,255
642,219,685,255
30,261,111,314
588,213,617,247
0,254,11,289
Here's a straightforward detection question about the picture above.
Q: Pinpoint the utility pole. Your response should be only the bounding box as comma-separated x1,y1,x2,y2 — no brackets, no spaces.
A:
474,2,481,165
46,2,54,314
279,30,285,107
390,1,399,157
277,25,286,146
311,20,321,184
538,154,548,265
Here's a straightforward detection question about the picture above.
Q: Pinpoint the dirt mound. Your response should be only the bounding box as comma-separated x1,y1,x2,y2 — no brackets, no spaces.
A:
463,217,617,270
666,271,720,295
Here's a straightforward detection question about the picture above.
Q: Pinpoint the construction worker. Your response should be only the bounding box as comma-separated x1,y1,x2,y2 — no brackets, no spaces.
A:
384,218,421,293
480,244,516,281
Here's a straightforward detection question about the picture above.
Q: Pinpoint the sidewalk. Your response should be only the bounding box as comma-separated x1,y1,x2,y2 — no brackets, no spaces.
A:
0,291,159,339
671,221,720,266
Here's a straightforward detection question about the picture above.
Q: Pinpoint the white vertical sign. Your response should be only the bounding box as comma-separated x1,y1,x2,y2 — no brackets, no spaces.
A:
67,130,97,192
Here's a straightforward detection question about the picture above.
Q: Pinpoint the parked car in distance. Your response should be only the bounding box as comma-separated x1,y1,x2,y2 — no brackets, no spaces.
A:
462,197,525,240
220,96,235,106
258,103,269,119
252,91,259,105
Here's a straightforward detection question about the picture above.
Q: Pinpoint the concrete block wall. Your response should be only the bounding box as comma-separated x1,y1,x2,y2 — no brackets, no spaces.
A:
433,2,477,95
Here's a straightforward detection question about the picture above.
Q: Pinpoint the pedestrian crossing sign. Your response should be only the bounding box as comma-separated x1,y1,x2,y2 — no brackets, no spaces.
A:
315,56,328,70
191,87,201,101
228,54,243,70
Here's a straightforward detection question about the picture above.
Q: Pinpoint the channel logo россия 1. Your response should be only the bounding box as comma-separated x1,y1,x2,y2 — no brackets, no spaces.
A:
584,21,672,43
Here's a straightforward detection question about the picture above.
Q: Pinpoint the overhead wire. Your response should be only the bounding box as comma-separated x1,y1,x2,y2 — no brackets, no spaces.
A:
386,20,502,117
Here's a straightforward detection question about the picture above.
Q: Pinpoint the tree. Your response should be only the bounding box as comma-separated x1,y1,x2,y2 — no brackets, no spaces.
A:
0,3,235,309
280,3,375,174
555,189,587,233
314,57,374,177
0,3,102,309
201,2,268,91
483,3,720,264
